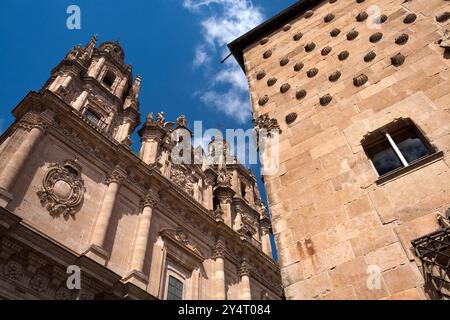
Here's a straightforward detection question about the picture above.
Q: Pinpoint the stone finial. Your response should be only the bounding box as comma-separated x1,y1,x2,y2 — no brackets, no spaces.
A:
391,53,406,66
263,50,272,59
403,13,417,24
307,68,319,78
321,46,332,56
293,62,304,72
296,89,307,100
285,112,297,125
338,50,349,60
347,29,359,40
395,33,409,45
267,77,277,87
146,112,154,124
364,51,377,62
280,83,291,93
156,112,165,126
130,75,142,100
356,11,368,22
329,70,342,82
330,28,341,37
305,42,316,52
438,30,450,49
83,34,97,59
353,74,368,87
320,94,332,106
293,32,303,41
176,115,188,128
369,32,383,43
258,95,269,106
324,13,335,23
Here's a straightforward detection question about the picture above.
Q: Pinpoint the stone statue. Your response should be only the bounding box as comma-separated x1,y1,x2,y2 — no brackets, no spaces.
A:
146,112,154,124
217,167,231,187
156,112,165,126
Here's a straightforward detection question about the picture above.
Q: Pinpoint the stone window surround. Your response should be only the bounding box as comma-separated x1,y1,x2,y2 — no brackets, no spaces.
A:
163,262,187,300
361,117,443,185
98,66,120,92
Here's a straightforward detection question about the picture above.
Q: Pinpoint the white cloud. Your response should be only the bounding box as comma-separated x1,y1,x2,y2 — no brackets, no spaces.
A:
182,0,264,123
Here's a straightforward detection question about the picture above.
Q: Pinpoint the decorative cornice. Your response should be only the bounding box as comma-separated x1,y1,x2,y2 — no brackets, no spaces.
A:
239,258,251,278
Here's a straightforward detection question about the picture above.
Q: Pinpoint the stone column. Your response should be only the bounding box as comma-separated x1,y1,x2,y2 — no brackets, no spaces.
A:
84,166,125,265
124,189,159,289
0,121,46,206
138,119,166,165
88,56,106,78
202,170,215,210
239,258,252,300
260,218,273,257
213,240,226,300
72,90,89,111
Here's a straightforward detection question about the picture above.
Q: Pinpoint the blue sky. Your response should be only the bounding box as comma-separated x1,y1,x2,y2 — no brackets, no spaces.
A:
0,0,295,260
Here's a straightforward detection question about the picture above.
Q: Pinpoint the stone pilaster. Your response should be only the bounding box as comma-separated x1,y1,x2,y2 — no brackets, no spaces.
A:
239,258,252,300
213,240,227,300
260,218,273,258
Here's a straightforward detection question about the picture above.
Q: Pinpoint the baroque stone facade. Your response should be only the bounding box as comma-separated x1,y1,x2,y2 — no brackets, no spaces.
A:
229,0,450,299
0,37,281,300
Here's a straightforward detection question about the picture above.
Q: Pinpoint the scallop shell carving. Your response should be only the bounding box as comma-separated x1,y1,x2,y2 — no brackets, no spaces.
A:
377,14,388,23
353,74,368,87
320,94,332,106
369,32,383,43
283,24,292,31
293,62,304,72
329,70,342,82
280,83,291,93
347,30,359,40
338,50,349,60
321,46,332,56
403,13,417,24
324,13,335,23
263,50,272,59
307,68,319,78
305,42,316,52
356,0,365,3
260,37,269,45
364,51,376,62
330,28,341,37
329,0,337,3
391,53,405,66
436,12,450,23
285,112,298,125
356,11,368,22
256,70,266,80
395,33,409,45
304,10,314,18
258,95,269,106
267,77,277,87
296,89,307,100
293,32,303,41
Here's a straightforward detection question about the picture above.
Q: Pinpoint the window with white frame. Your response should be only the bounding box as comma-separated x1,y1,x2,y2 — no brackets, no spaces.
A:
167,276,184,300
362,118,437,177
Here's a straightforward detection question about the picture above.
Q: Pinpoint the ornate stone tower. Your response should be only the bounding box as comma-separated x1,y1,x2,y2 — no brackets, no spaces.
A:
229,0,450,299
0,37,281,299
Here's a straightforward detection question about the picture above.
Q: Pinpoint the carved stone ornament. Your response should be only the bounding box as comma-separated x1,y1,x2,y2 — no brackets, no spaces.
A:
260,37,269,45
293,62,304,72
364,50,377,62
330,28,341,37
438,30,450,49
436,12,450,23
320,94,333,106
353,74,368,87
376,14,388,24
307,68,319,78
253,114,282,136
293,32,303,41
263,50,272,59
212,241,226,259
304,10,314,19
338,50,349,60
329,0,337,3
283,24,291,32
240,259,251,277
217,167,232,188
256,70,266,80
176,114,188,128
280,83,291,93
156,111,165,126
329,70,342,82
324,13,335,23
305,42,316,52
347,29,359,40
356,0,365,3
285,112,298,125
258,95,269,106
395,33,409,45
391,53,406,66
403,13,417,24
356,11,368,22
321,46,332,56
37,160,84,218
296,89,307,100
267,77,277,86
369,32,383,43
280,57,290,66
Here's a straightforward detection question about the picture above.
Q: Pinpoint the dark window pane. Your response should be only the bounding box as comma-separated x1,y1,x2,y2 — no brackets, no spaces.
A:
368,140,403,176
84,109,101,126
167,276,183,300
393,128,432,163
